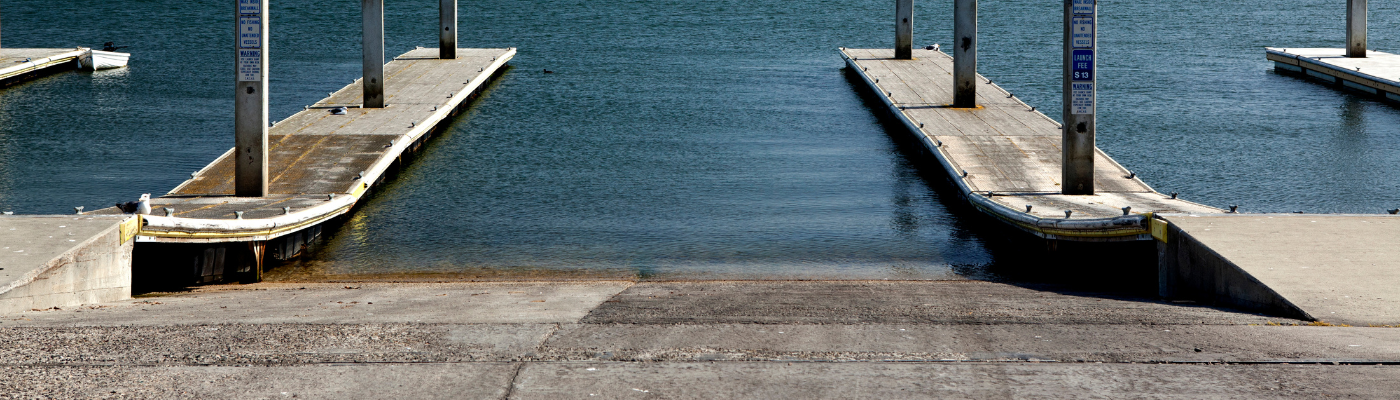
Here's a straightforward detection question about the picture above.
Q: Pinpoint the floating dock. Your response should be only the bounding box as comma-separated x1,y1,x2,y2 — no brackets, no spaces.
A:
0,48,87,85
841,48,1219,241
1267,47,1400,102
89,47,514,282
0,215,137,315
1157,214,1400,326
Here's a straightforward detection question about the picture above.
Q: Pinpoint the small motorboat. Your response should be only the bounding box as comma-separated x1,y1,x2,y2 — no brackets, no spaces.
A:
79,43,130,70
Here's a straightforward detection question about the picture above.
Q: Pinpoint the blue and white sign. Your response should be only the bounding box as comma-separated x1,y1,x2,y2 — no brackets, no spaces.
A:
238,16,261,49
238,49,262,82
239,0,261,15
1071,82,1094,115
1071,16,1093,49
1071,50,1094,81
1071,0,1094,15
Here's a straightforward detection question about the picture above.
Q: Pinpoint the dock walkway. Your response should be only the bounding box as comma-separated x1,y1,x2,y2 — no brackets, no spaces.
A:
0,48,87,84
1267,47,1400,102
88,47,513,279
842,48,1219,241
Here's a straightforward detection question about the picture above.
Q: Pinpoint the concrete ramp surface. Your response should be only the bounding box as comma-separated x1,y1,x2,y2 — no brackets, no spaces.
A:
0,215,135,314
1159,214,1400,326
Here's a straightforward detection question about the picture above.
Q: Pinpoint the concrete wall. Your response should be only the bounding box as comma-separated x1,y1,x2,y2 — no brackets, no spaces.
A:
0,216,134,315
1155,220,1310,320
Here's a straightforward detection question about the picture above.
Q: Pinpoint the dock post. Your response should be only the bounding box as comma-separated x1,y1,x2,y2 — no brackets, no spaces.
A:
440,0,457,59
234,0,269,197
952,0,976,107
1062,0,1095,195
1347,0,1366,57
895,0,913,59
363,0,385,108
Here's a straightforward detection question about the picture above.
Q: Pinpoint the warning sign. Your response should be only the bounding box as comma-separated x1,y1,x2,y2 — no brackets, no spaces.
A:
1071,82,1094,115
238,49,261,82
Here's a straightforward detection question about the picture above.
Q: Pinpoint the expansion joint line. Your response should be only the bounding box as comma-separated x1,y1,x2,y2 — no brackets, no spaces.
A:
502,322,562,399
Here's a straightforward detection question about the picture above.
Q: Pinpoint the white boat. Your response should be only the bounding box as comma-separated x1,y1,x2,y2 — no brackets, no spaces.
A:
78,49,130,70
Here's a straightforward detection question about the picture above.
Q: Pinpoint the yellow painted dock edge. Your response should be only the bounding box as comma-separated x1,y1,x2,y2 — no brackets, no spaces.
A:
119,217,141,244
1150,217,1169,243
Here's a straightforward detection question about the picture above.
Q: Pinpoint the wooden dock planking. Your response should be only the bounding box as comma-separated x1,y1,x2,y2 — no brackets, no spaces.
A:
1267,47,1400,102
0,48,87,83
89,48,514,242
844,48,1221,240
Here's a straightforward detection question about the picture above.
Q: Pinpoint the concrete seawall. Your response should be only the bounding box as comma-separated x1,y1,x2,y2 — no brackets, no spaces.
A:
0,215,136,315
1155,214,1400,325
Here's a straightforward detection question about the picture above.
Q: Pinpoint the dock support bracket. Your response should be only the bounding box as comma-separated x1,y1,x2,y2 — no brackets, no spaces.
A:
234,0,269,197
1062,0,1095,194
952,0,976,107
895,0,913,59
440,0,457,59
363,0,386,108
1347,0,1366,58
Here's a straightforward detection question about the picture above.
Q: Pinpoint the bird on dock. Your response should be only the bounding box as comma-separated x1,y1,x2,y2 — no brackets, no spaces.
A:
330,106,348,115
925,44,940,52
115,193,152,214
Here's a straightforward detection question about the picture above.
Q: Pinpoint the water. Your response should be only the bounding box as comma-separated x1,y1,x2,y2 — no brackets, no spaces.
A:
2,1,1398,280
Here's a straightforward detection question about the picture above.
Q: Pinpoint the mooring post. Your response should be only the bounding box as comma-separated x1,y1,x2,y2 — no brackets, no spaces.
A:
440,0,457,59
234,0,268,197
363,0,385,108
952,0,976,108
1062,0,1095,195
895,0,913,59
1347,0,1366,58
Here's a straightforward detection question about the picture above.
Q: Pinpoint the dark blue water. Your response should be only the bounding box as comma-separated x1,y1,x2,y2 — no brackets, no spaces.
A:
2,1,1398,279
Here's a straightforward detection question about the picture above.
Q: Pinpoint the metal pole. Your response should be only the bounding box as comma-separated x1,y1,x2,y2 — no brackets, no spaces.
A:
1062,0,1095,195
952,0,976,108
1347,0,1366,58
895,0,913,59
234,0,268,197
440,0,457,59
363,0,385,108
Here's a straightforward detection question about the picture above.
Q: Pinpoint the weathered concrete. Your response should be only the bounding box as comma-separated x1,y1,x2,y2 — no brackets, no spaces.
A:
510,363,1397,398
1158,214,1400,326
0,215,135,315
10,281,632,325
3,280,1397,398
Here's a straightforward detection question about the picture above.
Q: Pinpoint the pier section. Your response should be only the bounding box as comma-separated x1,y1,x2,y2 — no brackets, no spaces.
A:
1156,214,1400,325
0,215,136,315
1267,47,1400,102
0,48,86,85
842,48,1219,241
89,47,514,282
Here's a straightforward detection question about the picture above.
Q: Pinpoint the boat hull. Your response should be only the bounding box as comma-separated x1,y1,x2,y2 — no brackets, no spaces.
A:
79,50,130,70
